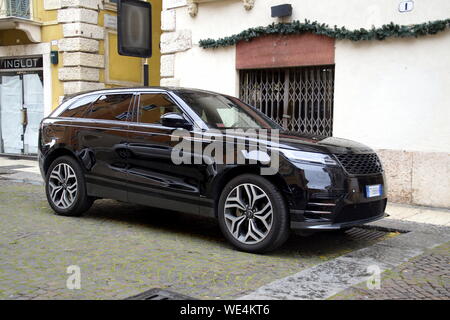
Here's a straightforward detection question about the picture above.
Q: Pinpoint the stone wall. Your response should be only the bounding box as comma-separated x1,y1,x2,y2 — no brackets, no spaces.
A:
160,1,188,87
49,0,106,95
159,0,254,86
378,150,450,208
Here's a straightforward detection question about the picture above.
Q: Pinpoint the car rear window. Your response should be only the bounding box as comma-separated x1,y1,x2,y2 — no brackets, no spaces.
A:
57,94,98,118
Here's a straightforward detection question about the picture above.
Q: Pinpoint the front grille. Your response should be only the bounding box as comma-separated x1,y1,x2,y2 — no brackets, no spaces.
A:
334,153,383,175
334,199,387,223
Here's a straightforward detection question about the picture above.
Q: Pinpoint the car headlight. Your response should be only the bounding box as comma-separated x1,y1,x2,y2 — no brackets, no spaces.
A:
278,149,338,166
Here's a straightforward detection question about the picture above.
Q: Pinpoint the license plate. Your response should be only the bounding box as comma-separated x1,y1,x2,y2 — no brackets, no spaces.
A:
365,184,382,198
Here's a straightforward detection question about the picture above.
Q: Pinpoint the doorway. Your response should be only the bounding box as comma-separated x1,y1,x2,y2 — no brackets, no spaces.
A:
0,71,44,154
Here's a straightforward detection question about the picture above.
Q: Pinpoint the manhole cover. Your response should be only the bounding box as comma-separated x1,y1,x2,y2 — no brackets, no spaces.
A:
125,288,196,300
344,225,407,241
345,227,388,241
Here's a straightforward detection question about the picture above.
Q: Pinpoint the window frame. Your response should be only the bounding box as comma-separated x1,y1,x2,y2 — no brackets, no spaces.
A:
131,91,198,130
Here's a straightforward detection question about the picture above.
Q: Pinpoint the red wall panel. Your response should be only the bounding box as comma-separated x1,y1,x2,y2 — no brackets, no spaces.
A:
236,33,335,69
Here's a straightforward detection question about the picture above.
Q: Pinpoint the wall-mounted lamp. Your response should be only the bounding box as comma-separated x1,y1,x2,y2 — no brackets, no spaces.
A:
271,4,292,18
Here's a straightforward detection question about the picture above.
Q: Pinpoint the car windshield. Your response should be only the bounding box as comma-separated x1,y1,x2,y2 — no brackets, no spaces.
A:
177,91,282,130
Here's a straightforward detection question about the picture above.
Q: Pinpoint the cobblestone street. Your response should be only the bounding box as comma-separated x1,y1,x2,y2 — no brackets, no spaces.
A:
331,242,450,300
0,180,400,300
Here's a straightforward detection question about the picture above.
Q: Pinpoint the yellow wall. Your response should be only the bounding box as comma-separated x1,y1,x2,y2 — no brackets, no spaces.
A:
100,0,162,88
42,24,64,110
34,0,59,23
1,0,162,110
106,32,142,84
148,0,162,86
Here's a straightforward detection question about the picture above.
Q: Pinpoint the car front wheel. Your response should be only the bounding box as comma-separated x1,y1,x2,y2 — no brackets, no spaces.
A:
217,174,289,253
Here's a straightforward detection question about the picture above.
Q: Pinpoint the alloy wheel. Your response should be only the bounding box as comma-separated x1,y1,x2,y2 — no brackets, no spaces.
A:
224,183,273,244
48,163,78,209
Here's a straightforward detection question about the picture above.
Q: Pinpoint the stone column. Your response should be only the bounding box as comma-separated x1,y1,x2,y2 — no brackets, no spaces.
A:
160,0,192,87
57,0,106,95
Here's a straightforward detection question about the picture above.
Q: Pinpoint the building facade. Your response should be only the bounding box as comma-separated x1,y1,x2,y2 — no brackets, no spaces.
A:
159,0,450,208
0,0,161,154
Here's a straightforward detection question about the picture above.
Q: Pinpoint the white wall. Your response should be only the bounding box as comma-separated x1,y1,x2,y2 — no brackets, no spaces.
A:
168,0,450,152
176,0,450,40
174,46,237,95
333,32,450,153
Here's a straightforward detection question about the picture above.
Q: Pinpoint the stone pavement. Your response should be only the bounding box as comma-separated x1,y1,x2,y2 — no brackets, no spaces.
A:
239,217,450,300
0,180,395,300
0,155,449,300
330,242,450,300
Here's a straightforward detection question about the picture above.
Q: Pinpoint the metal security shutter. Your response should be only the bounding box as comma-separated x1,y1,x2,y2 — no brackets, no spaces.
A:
240,66,335,136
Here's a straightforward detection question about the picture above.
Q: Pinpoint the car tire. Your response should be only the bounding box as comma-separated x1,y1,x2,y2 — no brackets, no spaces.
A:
45,155,93,216
217,174,289,253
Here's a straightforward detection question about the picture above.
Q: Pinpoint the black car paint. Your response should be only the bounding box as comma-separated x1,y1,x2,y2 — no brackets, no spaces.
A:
38,87,387,231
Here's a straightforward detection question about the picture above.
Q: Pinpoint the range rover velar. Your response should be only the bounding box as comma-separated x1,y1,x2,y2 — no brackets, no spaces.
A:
38,87,387,253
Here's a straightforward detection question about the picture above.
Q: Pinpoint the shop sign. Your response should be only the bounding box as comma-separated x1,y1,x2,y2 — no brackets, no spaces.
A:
0,57,43,70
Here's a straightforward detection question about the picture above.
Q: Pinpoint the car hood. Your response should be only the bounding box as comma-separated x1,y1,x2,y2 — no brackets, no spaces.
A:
215,129,373,154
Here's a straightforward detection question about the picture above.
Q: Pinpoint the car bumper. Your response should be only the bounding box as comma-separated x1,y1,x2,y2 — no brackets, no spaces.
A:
284,161,388,231
290,211,387,230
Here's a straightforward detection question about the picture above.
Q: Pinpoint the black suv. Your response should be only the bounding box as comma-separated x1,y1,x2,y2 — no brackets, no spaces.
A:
39,87,387,253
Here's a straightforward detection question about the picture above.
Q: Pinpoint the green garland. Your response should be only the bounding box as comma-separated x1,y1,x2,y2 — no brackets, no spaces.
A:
199,18,450,49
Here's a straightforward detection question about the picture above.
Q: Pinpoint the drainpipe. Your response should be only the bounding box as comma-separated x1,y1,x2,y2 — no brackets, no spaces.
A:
143,58,149,86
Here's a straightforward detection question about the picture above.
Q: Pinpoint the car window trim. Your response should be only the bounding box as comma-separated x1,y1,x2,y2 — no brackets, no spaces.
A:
131,91,200,130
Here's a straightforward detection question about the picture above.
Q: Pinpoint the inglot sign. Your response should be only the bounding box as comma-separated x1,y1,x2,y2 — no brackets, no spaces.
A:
0,57,43,71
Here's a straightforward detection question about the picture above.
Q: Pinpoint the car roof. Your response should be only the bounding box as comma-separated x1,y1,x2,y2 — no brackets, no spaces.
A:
62,86,224,102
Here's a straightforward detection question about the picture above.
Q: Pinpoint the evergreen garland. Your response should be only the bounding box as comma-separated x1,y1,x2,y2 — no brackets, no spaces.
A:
199,19,450,49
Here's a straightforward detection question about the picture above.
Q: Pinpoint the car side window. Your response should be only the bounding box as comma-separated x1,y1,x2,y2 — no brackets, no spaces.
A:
86,94,133,121
59,94,98,118
137,93,182,125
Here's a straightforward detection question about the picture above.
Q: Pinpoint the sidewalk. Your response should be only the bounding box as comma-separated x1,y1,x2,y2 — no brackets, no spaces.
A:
0,156,42,185
387,202,450,226
0,155,449,225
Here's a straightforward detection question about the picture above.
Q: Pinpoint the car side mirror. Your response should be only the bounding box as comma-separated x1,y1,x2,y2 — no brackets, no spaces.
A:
160,112,193,130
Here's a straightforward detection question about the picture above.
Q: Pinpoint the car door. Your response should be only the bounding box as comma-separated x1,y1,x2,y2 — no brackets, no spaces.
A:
70,92,134,201
126,91,205,215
